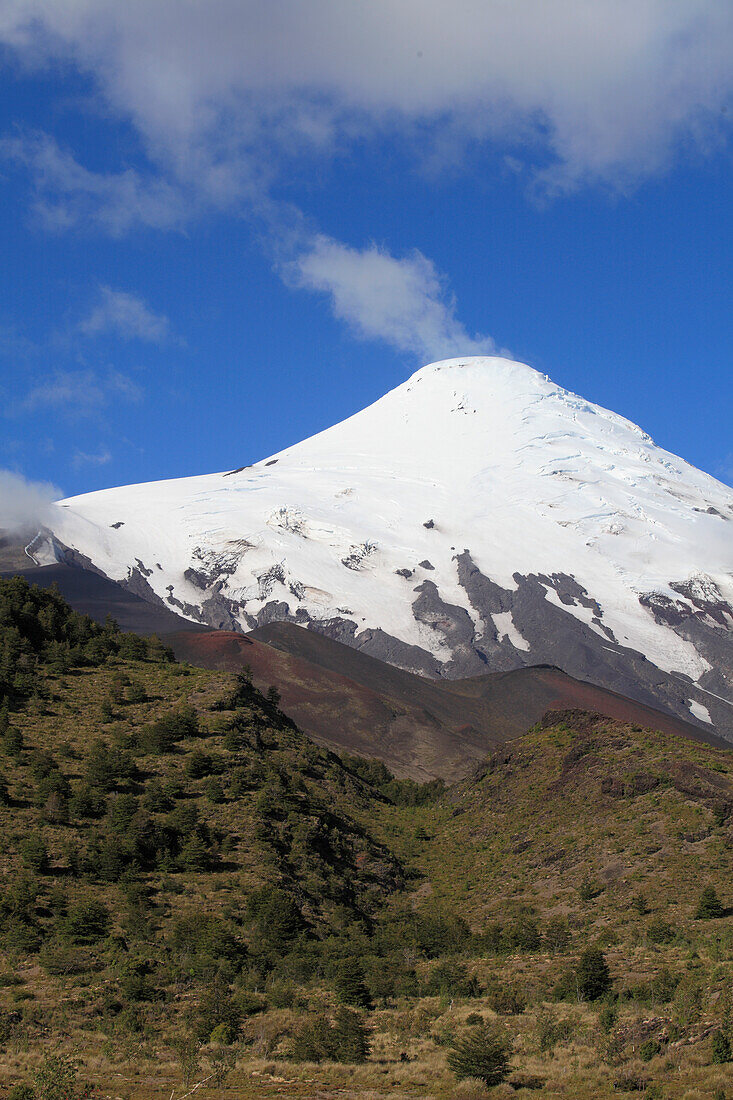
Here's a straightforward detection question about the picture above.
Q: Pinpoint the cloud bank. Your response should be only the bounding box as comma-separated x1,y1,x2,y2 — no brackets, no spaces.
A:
0,469,61,533
2,0,732,210
291,238,496,362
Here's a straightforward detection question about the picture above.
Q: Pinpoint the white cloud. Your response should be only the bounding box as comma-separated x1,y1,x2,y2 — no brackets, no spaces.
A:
0,469,61,532
19,369,142,416
290,237,496,362
80,286,170,342
1,1,732,218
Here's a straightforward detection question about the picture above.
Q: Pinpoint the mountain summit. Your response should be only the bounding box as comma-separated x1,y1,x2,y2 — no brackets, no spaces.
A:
33,357,733,738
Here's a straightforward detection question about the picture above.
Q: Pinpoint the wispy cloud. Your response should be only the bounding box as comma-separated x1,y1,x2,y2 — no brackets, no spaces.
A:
18,369,142,417
0,469,61,532
0,131,188,236
72,448,112,469
80,286,170,343
716,455,733,487
289,237,496,362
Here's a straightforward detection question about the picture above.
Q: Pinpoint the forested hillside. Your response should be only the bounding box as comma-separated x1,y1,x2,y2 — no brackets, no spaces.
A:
0,578,731,1100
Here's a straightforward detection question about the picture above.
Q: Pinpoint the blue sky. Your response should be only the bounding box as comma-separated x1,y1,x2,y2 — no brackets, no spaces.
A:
0,1,732,515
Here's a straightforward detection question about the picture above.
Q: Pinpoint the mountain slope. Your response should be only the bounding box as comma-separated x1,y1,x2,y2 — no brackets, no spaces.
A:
33,356,733,739
170,624,725,780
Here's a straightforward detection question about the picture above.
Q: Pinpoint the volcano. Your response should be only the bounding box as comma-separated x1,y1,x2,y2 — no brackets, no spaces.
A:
31,356,733,740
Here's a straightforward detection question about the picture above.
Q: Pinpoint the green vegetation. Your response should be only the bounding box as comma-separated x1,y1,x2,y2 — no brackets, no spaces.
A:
0,577,732,1099
575,946,611,1001
446,1020,512,1086
696,885,725,919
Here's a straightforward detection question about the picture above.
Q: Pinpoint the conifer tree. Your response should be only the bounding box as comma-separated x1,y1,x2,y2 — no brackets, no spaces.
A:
696,886,725,919
335,958,372,1009
447,1022,512,1087
576,947,611,1001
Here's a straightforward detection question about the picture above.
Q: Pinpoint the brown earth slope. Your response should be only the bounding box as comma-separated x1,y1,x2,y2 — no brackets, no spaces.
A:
170,623,724,780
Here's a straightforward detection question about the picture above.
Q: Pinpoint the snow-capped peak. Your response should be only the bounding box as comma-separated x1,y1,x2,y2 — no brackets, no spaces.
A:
39,355,733,740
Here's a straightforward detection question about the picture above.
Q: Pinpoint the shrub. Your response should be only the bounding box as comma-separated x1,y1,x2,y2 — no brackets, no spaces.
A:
506,916,541,953
651,967,679,1003
423,960,481,1000
598,1004,618,1033
647,918,674,944
191,979,242,1043
7,1085,35,1100
486,982,525,1015
20,833,49,874
544,917,571,954
447,1022,512,1087
672,977,703,1027
639,1039,661,1062
184,750,214,779
695,886,724,919
246,885,302,948
576,947,611,1001
410,908,471,957
534,1007,574,1054
119,965,159,1004
712,1029,732,1064
168,913,245,973
335,958,372,1008
266,979,299,1009
171,1035,202,1088
33,1052,96,1100
578,877,603,902
290,1008,371,1064
140,707,199,754
475,922,505,955
613,1071,648,1093
2,724,23,757
631,892,649,915
39,938,95,977
0,1008,20,1043
64,898,110,943
363,953,418,1001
